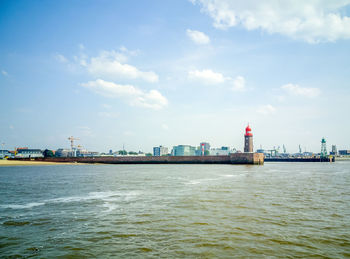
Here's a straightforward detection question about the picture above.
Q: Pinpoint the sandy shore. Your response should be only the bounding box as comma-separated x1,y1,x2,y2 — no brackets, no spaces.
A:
0,159,79,166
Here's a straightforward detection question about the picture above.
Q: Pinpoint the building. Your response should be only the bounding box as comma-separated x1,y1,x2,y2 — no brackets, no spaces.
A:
244,124,253,153
339,150,350,155
153,146,169,156
0,150,11,158
55,148,72,157
172,145,196,156
330,145,338,156
209,146,231,156
16,149,43,158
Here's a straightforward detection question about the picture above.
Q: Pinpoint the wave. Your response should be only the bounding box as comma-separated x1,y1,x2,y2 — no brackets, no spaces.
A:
101,202,119,213
0,191,141,210
0,202,45,209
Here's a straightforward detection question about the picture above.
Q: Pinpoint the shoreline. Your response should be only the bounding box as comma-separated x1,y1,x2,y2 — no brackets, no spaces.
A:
0,159,80,166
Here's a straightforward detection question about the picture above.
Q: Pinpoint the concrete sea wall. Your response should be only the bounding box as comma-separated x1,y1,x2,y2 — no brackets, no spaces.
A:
15,153,264,165
265,157,335,162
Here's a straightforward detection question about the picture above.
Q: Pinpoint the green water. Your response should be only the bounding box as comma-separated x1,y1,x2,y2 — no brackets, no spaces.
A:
0,162,349,258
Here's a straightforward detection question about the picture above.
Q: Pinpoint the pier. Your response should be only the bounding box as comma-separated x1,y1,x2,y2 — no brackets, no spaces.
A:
265,156,335,162
12,153,265,165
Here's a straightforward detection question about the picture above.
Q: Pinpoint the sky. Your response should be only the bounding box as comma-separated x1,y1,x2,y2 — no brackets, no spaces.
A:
0,0,350,153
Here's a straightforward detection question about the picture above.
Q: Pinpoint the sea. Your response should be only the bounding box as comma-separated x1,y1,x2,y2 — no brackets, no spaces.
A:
0,162,349,258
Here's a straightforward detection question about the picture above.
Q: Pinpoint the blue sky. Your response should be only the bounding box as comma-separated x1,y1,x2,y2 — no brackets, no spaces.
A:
1,0,350,153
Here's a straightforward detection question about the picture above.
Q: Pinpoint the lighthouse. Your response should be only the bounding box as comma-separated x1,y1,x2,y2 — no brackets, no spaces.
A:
244,124,253,153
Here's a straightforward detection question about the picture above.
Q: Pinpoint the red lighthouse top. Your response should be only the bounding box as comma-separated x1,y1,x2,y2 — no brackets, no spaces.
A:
245,124,253,136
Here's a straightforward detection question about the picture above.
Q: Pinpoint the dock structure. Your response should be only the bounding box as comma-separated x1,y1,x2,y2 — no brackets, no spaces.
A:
16,153,265,165
265,156,335,162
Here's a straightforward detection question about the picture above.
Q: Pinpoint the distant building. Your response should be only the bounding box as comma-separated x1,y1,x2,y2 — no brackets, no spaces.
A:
0,150,11,158
339,150,350,155
153,146,169,156
209,146,231,156
16,149,43,158
330,145,338,156
55,148,72,157
172,145,196,156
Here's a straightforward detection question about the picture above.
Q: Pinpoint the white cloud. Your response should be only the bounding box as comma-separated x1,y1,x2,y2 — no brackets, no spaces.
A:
232,76,245,91
86,50,158,83
119,46,140,56
1,70,8,76
192,0,350,43
257,104,276,115
188,69,246,91
281,83,321,98
81,79,168,110
54,54,68,63
186,29,211,44
188,69,225,84
57,48,158,83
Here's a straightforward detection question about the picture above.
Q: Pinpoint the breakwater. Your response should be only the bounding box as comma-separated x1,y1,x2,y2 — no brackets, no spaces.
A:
13,153,264,165
265,157,335,162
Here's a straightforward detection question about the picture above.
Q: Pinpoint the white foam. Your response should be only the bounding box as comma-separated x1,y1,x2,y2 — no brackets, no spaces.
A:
101,202,119,213
186,180,201,185
0,202,45,209
0,191,141,210
185,178,218,185
221,173,245,178
47,191,141,204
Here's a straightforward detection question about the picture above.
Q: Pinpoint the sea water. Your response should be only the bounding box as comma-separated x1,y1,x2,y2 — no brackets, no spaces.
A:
0,162,349,258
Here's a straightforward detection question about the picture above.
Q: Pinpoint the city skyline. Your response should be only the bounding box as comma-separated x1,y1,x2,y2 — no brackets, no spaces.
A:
1,0,350,153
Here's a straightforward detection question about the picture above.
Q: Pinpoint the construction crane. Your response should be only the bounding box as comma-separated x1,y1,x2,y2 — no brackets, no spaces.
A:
68,136,80,151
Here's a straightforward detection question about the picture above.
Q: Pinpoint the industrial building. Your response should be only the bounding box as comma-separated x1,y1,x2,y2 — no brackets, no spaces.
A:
0,150,11,158
153,146,169,156
15,148,43,158
339,150,350,155
55,148,72,157
209,146,231,156
172,145,196,156
330,145,338,156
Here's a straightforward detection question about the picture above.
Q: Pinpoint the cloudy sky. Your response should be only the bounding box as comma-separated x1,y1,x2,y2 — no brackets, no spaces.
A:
1,0,350,153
